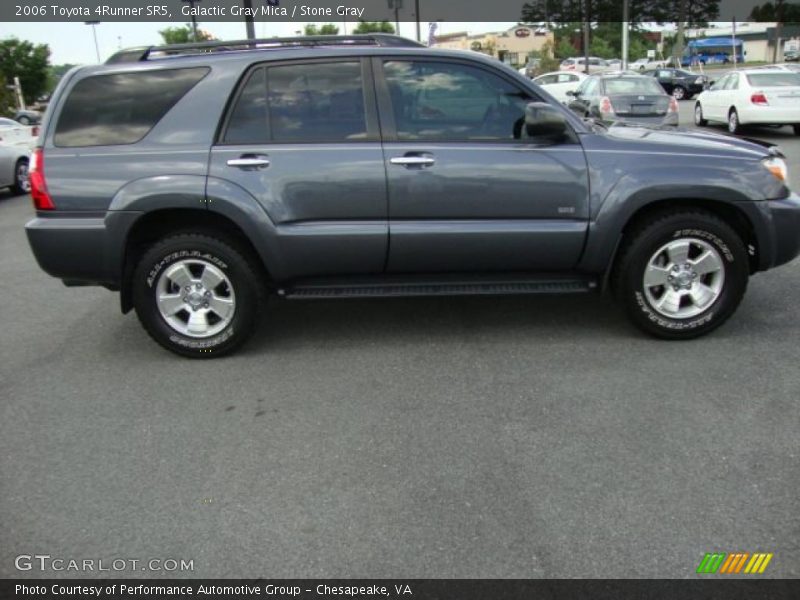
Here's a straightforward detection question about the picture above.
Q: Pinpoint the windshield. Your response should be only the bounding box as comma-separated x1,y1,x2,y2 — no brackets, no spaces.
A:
745,73,800,87
603,78,665,95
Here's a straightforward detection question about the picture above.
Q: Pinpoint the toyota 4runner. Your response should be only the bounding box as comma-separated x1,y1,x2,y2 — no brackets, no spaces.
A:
25,35,800,357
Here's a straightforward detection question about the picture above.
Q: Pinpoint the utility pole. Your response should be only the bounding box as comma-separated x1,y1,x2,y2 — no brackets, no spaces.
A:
621,0,629,70
181,0,201,41
243,0,255,40
388,0,402,36
85,21,101,62
414,0,421,42
582,0,590,74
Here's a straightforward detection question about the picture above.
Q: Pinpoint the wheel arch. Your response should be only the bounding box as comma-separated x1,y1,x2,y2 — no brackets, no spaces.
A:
119,208,273,314
601,198,761,293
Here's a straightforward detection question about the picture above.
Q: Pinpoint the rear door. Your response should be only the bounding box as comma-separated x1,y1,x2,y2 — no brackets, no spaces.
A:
374,57,589,274
209,58,388,279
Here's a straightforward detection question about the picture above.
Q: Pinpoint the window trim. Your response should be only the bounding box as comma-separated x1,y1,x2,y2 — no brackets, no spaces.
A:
216,57,380,146
373,55,564,145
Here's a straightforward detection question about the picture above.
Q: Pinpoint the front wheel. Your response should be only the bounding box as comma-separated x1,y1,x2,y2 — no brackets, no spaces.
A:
12,158,29,194
614,211,749,339
793,124,800,136
132,233,264,358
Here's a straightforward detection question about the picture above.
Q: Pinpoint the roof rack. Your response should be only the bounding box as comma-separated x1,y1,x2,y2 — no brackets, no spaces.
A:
106,34,424,64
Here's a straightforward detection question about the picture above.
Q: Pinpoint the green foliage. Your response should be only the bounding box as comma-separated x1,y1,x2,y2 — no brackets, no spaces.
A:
158,24,215,45
555,37,578,60
750,1,800,21
0,38,51,109
47,63,77,93
304,24,340,36
589,37,615,59
352,21,395,34
529,41,561,75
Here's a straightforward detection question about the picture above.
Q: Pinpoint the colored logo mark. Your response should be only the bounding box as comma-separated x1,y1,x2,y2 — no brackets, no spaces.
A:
696,552,773,574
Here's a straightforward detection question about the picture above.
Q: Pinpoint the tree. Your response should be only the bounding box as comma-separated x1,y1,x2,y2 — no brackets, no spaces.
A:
589,37,615,59
158,24,215,45
555,37,578,59
352,21,395,34
47,63,78,94
0,38,51,109
304,24,340,36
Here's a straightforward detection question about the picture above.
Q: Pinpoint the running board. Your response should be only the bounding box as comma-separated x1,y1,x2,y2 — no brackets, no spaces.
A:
280,276,597,300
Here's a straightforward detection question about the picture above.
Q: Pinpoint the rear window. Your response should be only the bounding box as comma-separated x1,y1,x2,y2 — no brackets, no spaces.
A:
54,67,209,147
603,78,664,95
745,73,800,87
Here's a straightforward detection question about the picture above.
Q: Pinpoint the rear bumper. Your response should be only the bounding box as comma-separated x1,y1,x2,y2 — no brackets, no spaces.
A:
25,212,140,287
738,105,800,125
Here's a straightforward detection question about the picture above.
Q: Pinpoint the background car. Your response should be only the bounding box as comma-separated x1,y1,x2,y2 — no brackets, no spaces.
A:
0,117,37,148
567,73,679,126
642,68,709,100
560,57,611,73
532,70,588,103
783,49,799,62
13,109,41,125
518,58,540,78
0,144,30,194
630,57,670,71
693,68,800,135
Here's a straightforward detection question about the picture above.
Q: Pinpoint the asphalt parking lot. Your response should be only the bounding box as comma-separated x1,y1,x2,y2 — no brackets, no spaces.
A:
1,102,799,579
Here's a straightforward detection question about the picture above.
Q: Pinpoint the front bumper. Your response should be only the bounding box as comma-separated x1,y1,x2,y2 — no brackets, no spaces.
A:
762,193,800,270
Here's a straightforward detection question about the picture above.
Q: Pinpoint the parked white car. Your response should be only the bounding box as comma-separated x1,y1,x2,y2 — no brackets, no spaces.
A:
0,117,37,149
533,71,588,103
0,143,30,194
630,57,670,71
560,57,611,74
693,68,800,135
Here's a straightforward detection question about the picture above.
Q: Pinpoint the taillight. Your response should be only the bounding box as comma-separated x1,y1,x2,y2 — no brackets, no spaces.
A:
29,148,55,210
32,126,39,136
599,96,615,115
668,97,679,113
751,92,768,105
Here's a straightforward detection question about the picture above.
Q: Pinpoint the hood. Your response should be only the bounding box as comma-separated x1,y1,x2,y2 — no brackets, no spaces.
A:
598,123,778,159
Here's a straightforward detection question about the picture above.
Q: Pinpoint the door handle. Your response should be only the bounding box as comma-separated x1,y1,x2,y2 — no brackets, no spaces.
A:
226,156,270,169
390,156,435,167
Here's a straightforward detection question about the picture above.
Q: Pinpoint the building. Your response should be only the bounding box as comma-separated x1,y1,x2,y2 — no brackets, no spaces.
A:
432,25,554,67
686,22,800,62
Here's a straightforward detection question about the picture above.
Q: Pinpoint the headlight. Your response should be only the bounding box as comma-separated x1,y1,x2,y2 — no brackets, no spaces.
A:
762,156,788,182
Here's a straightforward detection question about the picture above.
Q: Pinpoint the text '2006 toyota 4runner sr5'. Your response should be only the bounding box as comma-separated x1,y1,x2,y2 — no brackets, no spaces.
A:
25,35,800,358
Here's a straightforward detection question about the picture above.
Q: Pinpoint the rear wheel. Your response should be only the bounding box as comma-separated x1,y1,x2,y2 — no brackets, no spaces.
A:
793,124,800,136
694,103,707,126
12,158,29,194
672,86,687,100
727,108,741,134
614,211,749,339
132,233,264,358
17,115,31,125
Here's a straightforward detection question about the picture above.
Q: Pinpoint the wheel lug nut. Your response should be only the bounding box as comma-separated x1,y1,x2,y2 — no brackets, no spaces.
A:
196,283,202,290
183,297,188,303
203,302,209,308
204,291,211,297
185,286,191,292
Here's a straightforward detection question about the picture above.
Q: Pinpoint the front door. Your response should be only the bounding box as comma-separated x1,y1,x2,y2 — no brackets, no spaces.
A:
375,58,589,273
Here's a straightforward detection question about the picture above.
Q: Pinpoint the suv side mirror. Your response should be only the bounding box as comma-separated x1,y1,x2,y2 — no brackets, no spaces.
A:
566,90,578,97
524,102,569,138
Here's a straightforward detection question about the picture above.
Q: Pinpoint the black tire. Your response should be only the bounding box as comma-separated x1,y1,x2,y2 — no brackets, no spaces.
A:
614,211,749,340
794,124,800,136
17,116,30,125
727,108,741,134
672,85,687,100
132,233,264,358
694,103,707,126
12,158,29,195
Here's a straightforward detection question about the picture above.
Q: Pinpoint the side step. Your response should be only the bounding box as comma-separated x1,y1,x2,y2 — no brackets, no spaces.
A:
281,276,598,300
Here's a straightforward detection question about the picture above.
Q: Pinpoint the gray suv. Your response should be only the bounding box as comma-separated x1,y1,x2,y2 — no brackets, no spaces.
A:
25,35,800,357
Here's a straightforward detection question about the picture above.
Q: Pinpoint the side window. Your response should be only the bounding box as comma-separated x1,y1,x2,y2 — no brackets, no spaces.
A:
658,70,672,78
711,74,729,90
54,67,209,147
557,74,574,83
539,74,557,85
382,60,532,142
582,79,599,97
568,74,579,83
725,74,739,90
223,61,368,144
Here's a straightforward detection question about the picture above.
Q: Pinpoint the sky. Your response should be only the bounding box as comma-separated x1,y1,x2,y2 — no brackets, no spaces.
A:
0,21,519,65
